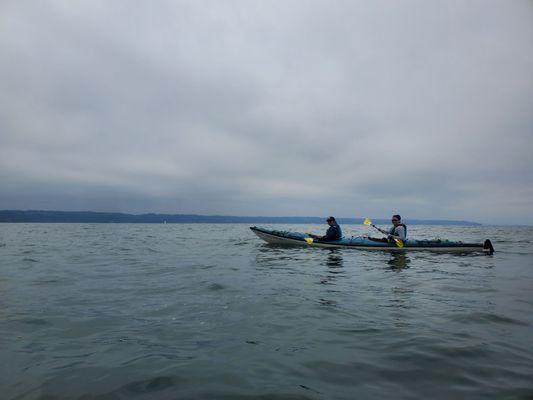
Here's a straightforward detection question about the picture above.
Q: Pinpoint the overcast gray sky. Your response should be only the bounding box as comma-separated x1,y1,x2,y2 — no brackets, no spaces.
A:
1,0,532,224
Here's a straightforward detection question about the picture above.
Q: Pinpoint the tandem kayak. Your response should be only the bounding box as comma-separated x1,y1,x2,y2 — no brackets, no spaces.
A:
250,226,494,254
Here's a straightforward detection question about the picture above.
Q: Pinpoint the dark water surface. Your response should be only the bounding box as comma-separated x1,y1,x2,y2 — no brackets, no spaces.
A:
1,223,532,399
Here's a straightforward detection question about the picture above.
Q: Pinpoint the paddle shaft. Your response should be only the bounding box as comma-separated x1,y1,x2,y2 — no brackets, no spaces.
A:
370,223,402,240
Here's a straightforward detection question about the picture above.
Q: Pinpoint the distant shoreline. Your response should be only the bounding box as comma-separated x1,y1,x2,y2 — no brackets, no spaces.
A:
0,210,481,225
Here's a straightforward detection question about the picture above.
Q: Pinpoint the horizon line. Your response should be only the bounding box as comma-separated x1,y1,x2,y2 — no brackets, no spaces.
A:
0,209,485,225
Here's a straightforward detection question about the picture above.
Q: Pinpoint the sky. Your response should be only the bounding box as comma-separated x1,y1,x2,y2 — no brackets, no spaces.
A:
1,0,532,225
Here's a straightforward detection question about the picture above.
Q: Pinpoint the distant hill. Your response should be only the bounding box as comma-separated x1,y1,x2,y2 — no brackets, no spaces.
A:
0,210,481,225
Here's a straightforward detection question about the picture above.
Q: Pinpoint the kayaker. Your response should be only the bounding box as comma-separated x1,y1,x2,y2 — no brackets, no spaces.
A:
309,216,342,241
374,214,407,242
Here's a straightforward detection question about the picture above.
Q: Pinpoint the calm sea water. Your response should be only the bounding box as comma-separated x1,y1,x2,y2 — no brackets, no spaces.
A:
1,223,532,399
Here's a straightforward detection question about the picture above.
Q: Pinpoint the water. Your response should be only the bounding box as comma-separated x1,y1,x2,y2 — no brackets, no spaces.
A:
1,223,532,399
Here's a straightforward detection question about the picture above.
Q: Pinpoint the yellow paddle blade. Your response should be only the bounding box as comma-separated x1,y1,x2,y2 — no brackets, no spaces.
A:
304,238,314,244
363,218,372,226
394,238,404,248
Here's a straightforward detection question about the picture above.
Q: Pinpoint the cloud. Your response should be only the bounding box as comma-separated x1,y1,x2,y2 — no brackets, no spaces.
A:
1,0,532,224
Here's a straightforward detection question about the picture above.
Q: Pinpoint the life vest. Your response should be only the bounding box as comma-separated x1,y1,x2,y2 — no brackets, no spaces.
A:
390,223,407,237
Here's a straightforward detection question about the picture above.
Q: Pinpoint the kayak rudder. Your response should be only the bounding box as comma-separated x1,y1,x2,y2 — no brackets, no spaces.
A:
483,239,495,255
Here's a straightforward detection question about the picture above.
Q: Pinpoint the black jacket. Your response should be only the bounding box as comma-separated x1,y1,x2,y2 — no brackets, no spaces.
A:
321,224,342,241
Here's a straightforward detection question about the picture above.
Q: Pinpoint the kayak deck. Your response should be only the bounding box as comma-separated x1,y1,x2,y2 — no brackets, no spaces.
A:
250,226,494,253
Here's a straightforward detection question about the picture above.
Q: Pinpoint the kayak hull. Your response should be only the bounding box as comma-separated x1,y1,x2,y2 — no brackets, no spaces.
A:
250,226,493,253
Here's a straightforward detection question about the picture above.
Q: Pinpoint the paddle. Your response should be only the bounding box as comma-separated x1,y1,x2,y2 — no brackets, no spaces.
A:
363,218,404,248
305,230,320,244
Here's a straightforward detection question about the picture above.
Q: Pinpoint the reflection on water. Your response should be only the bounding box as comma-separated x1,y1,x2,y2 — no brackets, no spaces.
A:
319,251,344,306
388,252,410,270
320,250,344,286
326,250,343,269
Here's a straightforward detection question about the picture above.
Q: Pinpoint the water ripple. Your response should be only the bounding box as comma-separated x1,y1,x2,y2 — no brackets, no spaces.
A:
450,312,529,326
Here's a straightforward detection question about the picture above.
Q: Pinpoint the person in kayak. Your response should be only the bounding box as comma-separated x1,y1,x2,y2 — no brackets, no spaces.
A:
309,216,342,241
374,214,407,242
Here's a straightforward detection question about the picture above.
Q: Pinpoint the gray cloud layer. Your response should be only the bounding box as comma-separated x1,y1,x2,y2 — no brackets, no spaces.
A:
1,0,532,224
